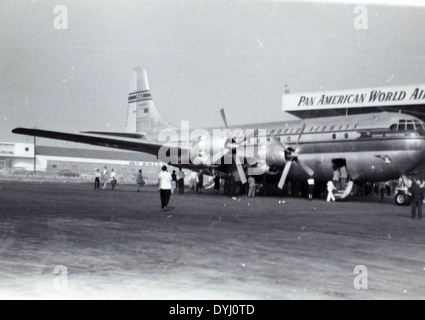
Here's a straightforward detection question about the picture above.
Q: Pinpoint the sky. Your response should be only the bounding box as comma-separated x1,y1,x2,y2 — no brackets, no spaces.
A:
1,0,425,145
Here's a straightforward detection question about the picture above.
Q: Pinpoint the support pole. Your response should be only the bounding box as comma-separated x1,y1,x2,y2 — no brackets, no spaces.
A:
34,136,37,175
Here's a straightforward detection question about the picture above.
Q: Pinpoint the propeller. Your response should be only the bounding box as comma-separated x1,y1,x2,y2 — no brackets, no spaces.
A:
211,109,257,184
271,123,315,189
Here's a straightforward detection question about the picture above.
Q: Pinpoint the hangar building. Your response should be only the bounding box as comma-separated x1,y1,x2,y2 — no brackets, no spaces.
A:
0,142,171,184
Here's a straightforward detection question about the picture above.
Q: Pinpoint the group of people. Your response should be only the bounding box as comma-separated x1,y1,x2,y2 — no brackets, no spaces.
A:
171,168,186,194
156,167,259,211
222,173,257,198
332,165,349,190
94,166,117,191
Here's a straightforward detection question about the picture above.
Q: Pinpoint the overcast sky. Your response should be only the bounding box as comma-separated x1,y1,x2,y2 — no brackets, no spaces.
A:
1,0,425,145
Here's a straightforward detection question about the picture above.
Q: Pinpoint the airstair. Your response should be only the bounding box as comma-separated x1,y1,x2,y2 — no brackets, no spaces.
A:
334,180,354,200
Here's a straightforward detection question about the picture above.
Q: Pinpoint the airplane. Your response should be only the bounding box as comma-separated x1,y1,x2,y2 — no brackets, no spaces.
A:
12,67,425,200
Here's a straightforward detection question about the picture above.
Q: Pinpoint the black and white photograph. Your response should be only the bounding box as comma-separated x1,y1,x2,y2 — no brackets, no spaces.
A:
1,0,425,302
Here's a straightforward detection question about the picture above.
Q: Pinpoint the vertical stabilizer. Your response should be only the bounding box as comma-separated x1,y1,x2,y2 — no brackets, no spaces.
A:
126,67,172,137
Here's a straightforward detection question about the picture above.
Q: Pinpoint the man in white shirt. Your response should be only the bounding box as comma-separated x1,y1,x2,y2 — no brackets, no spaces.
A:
102,166,109,190
248,176,256,198
327,180,337,202
308,178,315,201
158,166,173,211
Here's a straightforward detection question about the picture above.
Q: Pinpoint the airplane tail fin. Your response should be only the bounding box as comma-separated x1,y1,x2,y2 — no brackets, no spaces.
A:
126,67,173,137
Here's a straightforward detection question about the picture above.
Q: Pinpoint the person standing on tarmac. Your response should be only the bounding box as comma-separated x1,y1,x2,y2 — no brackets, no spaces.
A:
94,169,101,190
136,170,145,192
110,169,117,191
411,180,424,220
248,176,256,198
102,166,109,190
308,178,315,201
171,170,177,194
177,168,186,194
214,174,221,194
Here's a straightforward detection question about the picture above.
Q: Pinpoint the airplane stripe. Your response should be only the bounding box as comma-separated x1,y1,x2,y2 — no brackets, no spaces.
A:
129,90,150,95
128,97,153,104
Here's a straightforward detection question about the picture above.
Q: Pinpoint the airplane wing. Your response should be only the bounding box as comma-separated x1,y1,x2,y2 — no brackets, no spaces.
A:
12,128,181,157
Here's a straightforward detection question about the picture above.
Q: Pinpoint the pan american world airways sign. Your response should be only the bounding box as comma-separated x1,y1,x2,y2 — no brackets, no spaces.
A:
282,84,425,111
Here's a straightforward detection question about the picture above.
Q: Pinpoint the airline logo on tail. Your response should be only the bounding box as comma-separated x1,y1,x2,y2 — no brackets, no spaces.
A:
128,90,152,104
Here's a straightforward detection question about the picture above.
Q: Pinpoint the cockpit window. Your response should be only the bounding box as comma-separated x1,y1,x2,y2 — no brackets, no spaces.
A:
414,120,425,130
407,122,415,131
394,120,425,131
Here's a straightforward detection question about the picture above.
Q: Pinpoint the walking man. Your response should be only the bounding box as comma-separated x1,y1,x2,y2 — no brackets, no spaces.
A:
411,180,424,220
327,180,337,202
158,166,173,212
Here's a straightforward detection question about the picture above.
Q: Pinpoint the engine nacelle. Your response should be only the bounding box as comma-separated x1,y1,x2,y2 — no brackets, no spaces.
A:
190,134,230,165
266,144,287,167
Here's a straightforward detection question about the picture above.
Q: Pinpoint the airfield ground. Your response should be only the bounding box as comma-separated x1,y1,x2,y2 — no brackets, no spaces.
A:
0,181,424,300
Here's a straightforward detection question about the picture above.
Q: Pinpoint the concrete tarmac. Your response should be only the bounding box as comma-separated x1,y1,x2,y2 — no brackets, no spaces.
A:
0,181,424,300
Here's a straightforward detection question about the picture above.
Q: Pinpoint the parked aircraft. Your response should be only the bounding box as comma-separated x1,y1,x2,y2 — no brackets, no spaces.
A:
13,67,425,200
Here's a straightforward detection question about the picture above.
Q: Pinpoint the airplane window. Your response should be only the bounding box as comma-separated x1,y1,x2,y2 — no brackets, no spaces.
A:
414,120,425,130
339,125,344,130
398,120,407,131
322,126,327,132
284,128,289,134
330,125,335,131
295,128,301,134
407,121,415,131
390,124,397,131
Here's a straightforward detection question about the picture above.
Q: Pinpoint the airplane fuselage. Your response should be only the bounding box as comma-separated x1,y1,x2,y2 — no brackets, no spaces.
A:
166,112,425,184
